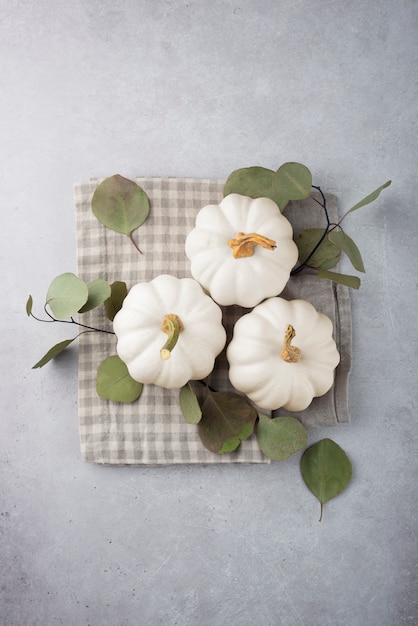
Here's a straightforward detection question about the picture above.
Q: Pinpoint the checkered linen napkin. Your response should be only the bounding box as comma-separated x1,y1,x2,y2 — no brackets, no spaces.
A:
75,177,352,465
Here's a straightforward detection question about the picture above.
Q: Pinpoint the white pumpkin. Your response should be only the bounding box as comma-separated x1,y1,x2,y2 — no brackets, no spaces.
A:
227,297,340,411
185,193,298,307
113,274,226,389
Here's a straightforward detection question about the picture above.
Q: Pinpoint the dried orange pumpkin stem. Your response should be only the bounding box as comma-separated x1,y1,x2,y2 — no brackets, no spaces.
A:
281,324,302,363
160,314,184,360
228,232,276,258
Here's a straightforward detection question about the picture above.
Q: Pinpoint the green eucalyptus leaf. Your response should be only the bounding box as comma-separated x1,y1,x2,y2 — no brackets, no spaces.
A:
224,166,281,207
46,273,88,320
32,338,76,369
224,162,313,211
300,438,352,521
318,268,361,289
273,162,312,209
341,180,391,220
179,383,202,425
197,390,257,454
218,437,242,454
256,414,307,461
328,231,365,273
104,281,128,321
296,228,341,269
78,279,112,313
96,355,143,403
26,295,33,316
218,420,254,454
91,174,150,237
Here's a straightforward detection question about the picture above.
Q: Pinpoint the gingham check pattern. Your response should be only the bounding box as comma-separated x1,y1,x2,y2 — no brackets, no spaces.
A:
75,178,352,465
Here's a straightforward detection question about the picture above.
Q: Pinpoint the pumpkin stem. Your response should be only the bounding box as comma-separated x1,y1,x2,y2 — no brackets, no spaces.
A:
228,232,276,258
160,314,184,360
281,324,302,363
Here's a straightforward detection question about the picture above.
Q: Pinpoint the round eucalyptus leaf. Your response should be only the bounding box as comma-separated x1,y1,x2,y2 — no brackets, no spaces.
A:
197,390,257,454
224,166,283,208
218,436,241,454
256,414,307,461
300,438,352,521
296,228,341,270
91,174,150,236
46,273,88,320
179,383,202,424
78,279,112,313
273,162,312,206
218,421,254,454
104,281,128,321
96,355,143,403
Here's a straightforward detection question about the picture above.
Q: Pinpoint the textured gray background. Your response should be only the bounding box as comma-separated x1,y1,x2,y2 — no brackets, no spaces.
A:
2,1,417,625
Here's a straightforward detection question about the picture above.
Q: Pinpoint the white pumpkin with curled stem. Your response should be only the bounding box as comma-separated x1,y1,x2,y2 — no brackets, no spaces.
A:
185,193,298,307
113,274,226,389
227,297,340,411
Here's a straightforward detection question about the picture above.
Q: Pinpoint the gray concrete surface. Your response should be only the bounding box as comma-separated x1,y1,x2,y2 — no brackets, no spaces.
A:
2,1,417,624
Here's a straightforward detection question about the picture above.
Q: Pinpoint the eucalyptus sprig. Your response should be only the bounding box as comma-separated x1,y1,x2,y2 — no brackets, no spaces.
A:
26,273,126,368
224,162,391,289
27,172,149,367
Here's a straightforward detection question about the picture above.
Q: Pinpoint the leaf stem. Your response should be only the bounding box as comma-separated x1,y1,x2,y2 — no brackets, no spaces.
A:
69,318,115,335
30,310,55,324
128,232,143,255
291,186,340,276
291,225,329,275
30,310,115,335
44,303,56,321
312,185,330,226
